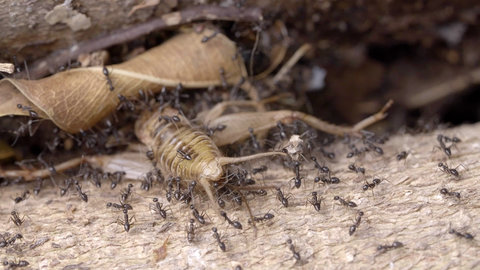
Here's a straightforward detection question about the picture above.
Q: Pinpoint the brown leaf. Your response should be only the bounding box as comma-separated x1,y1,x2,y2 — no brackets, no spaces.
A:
0,29,246,133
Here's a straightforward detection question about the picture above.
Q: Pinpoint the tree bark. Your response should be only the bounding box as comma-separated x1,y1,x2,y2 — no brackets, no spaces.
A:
1,122,479,269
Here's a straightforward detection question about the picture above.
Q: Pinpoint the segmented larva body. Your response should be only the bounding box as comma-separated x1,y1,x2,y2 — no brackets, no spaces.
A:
135,107,223,202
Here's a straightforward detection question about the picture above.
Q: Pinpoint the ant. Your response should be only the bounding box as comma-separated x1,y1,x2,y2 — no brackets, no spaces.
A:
362,178,381,191
33,178,43,195
60,178,73,196
2,259,29,268
276,121,288,141
102,66,114,91
206,124,227,136
436,134,452,157
377,241,404,254
440,188,460,199
449,229,474,240
16,103,38,118
334,196,357,208
248,127,261,151
111,171,126,189
349,211,364,236
438,162,462,177
146,150,155,161
348,164,365,174
117,94,135,111
187,219,195,242
201,31,218,43
177,148,192,160
314,175,340,185
292,161,303,189
13,190,29,204
121,183,134,203
249,213,275,223
0,233,23,247
275,188,290,207
119,208,134,232
166,177,174,202
190,204,206,224
211,227,226,252
311,157,330,174
286,239,301,261
174,177,182,201
320,148,335,160
308,192,321,212
252,165,267,175
10,211,24,226
74,180,88,202
180,181,196,204
396,151,408,161
106,201,133,211
150,198,167,219
220,211,242,230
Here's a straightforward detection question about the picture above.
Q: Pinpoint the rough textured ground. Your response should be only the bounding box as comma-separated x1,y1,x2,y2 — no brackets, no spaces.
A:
1,122,480,270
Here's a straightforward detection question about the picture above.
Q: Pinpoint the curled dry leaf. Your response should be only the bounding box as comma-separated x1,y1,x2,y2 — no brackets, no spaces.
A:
0,29,247,133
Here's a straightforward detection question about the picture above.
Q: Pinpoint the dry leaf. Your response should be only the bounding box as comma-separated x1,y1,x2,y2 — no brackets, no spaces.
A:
0,29,247,133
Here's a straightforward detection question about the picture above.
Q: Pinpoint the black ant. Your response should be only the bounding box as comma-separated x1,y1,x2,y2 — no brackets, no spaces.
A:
120,208,134,232
111,171,126,189
117,94,135,111
438,162,462,177
190,204,206,224
249,213,275,223
449,229,474,240
220,211,242,230
248,127,260,151
286,239,301,261
102,66,114,91
74,180,88,202
396,151,408,161
377,241,404,254
179,181,196,204
13,190,29,204
311,157,329,174
349,211,364,236
106,201,133,211
436,134,452,157
320,148,335,160
177,148,192,160
10,211,24,226
212,227,226,252
187,219,195,242
440,188,460,199
166,177,173,202
60,178,73,196
292,161,303,189
10,118,41,146
2,259,29,268
206,124,227,136
0,233,23,247
334,196,357,208
362,178,381,191
276,121,288,140
348,164,365,174
121,183,134,202
201,31,218,43
252,165,268,175
33,178,43,195
308,192,321,212
150,198,167,219
174,177,182,201
16,103,38,118
275,187,289,207
314,175,340,185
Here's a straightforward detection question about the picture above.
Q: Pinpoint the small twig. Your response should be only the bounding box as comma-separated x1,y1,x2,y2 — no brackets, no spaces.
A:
24,5,263,79
0,63,15,74
272,43,312,84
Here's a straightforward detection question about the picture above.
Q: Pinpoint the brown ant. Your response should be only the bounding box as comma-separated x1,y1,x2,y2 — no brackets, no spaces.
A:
16,103,38,118
396,151,408,161
187,219,195,242
334,196,357,208
286,239,301,261
220,211,242,230
10,211,24,226
211,227,226,252
74,180,88,202
102,66,114,91
438,162,462,177
348,164,365,174
13,190,29,204
349,211,364,236
308,192,321,212
377,241,404,254
440,188,460,199
118,208,134,232
150,198,167,219
275,187,290,207
449,229,474,240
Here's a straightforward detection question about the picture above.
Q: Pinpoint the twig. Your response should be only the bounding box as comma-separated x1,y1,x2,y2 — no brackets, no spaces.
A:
0,63,14,74
24,5,263,79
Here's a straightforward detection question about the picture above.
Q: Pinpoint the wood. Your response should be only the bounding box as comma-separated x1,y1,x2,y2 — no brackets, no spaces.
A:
1,122,480,269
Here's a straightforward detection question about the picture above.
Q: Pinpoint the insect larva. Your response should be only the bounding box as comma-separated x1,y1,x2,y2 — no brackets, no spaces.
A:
135,107,285,205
